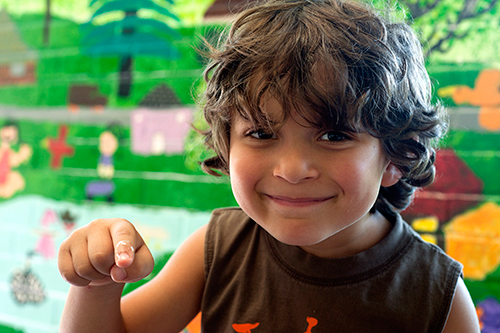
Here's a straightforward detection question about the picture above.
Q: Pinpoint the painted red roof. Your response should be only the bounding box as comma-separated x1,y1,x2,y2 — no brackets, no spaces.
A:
402,149,484,223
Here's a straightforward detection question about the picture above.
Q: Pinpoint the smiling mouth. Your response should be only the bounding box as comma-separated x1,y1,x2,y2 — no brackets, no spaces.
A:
266,195,333,207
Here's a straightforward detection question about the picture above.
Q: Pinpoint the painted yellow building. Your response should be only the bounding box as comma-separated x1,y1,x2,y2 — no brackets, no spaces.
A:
445,202,500,280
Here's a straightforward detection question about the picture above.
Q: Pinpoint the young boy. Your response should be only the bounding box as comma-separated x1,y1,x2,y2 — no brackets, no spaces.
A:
58,0,480,331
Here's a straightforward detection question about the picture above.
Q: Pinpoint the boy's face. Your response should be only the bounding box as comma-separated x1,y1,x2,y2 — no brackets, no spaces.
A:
228,97,400,257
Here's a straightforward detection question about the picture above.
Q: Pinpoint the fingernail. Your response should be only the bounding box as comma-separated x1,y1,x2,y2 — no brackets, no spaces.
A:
115,240,134,265
117,252,130,261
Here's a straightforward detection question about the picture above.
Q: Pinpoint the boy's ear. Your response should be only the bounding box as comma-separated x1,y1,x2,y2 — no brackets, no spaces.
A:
381,162,402,187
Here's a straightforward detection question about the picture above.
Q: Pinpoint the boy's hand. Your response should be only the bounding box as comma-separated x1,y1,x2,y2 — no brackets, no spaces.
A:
58,218,154,287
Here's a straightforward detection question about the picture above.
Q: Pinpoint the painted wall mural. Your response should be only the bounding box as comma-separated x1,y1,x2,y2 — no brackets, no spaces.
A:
0,0,499,332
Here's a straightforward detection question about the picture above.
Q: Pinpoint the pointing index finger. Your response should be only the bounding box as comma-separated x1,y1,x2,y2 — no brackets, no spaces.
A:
109,219,140,269
115,240,135,268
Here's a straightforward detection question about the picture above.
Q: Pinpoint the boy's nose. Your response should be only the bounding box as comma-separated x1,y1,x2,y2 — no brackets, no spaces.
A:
272,145,319,184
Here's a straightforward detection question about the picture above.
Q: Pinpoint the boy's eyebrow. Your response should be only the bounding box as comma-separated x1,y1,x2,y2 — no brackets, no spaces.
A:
234,112,277,127
249,117,363,134
336,124,362,133
315,120,362,133
237,110,283,127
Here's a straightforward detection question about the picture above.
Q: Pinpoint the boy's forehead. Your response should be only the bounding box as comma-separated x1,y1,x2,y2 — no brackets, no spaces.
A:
258,95,325,129
259,94,285,118
232,59,362,131
234,94,337,131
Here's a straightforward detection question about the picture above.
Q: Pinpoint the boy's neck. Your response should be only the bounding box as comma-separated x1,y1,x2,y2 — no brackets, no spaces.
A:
299,211,393,259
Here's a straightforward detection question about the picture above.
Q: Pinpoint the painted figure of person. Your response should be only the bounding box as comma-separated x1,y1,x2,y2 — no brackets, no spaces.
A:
85,127,119,202
0,120,32,198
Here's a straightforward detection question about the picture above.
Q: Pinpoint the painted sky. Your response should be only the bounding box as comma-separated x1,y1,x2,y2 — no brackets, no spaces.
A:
0,0,215,25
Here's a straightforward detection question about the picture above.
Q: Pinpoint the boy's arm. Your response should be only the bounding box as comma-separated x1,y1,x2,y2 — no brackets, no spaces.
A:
59,224,207,333
60,283,127,332
442,277,480,333
120,224,207,332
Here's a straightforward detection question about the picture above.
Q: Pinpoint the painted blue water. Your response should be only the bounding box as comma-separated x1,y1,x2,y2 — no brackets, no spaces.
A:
0,195,211,333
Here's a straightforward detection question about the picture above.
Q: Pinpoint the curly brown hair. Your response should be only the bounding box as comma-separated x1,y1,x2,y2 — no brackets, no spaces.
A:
200,0,447,216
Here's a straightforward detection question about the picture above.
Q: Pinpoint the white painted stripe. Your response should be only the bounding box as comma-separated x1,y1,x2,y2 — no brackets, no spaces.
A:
415,191,500,202
454,150,500,157
56,167,228,184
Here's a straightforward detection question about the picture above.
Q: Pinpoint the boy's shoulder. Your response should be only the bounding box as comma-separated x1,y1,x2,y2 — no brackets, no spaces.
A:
395,214,463,282
211,206,247,216
400,215,455,258
209,206,252,225
204,207,257,272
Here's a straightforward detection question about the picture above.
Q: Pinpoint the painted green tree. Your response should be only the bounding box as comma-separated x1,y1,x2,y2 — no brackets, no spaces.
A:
43,0,51,46
82,0,181,97
372,0,500,59
405,0,499,57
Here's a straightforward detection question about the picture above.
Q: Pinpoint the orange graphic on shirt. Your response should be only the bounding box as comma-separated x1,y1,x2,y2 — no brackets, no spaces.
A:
231,317,318,332
232,323,260,333
305,317,318,332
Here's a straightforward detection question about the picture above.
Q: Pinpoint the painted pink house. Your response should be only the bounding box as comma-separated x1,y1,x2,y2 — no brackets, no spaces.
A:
131,108,193,155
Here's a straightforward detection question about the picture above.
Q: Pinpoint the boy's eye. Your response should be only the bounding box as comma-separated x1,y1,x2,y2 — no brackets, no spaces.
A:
319,131,350,142
248,129,276,140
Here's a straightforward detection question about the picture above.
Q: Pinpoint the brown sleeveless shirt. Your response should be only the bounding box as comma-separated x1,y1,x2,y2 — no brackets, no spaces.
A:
201,208,463,332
